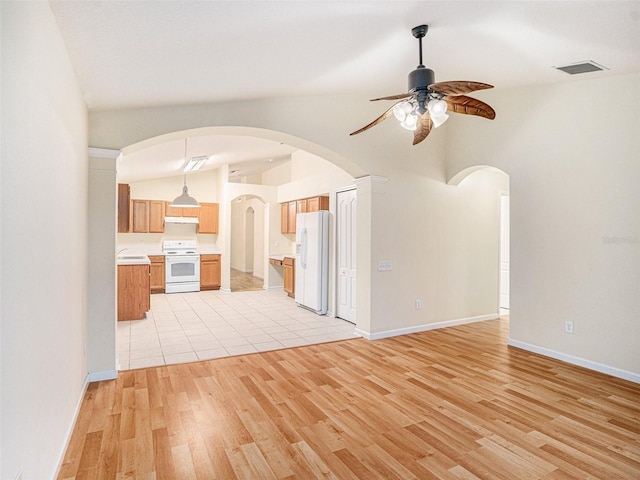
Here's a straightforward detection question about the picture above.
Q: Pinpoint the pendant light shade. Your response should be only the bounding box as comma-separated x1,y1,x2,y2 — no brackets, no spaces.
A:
170,138,199,208
171,184,199,208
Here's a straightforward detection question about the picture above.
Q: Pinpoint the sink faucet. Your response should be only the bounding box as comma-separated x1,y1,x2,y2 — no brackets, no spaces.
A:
117,248,128,256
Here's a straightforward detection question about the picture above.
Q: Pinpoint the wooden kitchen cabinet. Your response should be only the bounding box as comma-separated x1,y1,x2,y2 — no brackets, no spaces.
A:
280,196,329,234
165,202,183,217
148,200,165,232
131,199,165,233
296,198,308,214
283,256,295,298
117,264,150,320
198,203,219,234
307,195,329,212
200,254,221,290
149,255,165,293
280,203,289,234
118,183,130,233
287,201,297,234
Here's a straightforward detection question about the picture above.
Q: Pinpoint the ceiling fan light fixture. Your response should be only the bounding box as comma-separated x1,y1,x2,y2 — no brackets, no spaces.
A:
431,112,449,128
401,113,418,131
393,101,413,122
427,99,447,116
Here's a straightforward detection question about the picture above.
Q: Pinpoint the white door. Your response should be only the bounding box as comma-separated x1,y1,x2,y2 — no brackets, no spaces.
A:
500,194,510,312
336,189,357,323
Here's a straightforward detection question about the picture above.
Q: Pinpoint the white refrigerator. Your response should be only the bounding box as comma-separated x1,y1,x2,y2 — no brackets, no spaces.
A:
295,211,329,314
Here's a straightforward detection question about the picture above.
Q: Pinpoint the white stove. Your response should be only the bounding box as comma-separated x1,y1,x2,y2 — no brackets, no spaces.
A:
163,240,200,293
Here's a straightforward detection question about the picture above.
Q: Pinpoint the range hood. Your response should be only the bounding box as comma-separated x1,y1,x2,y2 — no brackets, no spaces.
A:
165,216,199,224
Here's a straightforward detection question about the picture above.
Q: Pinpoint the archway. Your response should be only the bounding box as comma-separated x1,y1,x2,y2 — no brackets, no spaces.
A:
448,165,510,319
230,198,264,292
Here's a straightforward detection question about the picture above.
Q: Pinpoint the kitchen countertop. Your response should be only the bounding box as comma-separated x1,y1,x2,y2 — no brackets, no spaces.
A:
117,254,151,266
269,254,295,261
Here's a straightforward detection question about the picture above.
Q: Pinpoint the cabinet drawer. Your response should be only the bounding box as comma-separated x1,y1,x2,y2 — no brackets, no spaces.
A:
201,254,220,261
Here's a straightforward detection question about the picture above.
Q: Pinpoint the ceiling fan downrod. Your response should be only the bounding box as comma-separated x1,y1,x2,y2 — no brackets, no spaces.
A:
408,25,434,93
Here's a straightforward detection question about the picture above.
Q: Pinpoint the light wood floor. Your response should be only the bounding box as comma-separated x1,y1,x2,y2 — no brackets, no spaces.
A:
231,268,264,292
57,319,640,479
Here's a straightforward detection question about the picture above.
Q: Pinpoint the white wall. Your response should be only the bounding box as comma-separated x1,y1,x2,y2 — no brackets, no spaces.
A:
447,74,640,377
279,150,354,202
1,2,89,479
87,74,640,380
88,155,117,378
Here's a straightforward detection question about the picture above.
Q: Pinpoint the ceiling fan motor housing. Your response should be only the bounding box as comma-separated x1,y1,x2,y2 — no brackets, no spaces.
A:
408,66,435,93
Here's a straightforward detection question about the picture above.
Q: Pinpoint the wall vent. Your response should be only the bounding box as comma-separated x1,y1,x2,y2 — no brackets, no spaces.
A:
555,61,608,75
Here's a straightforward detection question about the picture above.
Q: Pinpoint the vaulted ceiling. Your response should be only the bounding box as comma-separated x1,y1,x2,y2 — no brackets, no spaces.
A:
50,1,640,181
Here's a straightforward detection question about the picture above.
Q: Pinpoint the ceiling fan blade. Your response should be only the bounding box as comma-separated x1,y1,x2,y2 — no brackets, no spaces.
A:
349,103,397,136
445,95,496,120
429,81,493,96
413,113,433,145
370,93,413,101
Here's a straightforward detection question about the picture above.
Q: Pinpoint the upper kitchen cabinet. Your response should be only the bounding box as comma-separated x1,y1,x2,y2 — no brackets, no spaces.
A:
164,202,200,218
118,183,130,233
198,203,219,234
131,199,165,233
280,203,289,234
307,196,329,212
281,196,329,234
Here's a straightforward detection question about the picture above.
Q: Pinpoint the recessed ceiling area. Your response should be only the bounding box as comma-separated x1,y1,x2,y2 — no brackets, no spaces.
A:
118,134,297,183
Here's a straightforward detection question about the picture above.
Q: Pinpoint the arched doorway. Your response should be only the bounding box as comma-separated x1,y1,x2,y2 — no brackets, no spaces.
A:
230,198,264,292
448,165,510,319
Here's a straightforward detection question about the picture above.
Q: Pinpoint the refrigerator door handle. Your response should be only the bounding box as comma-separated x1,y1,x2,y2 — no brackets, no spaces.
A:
301,227,308,269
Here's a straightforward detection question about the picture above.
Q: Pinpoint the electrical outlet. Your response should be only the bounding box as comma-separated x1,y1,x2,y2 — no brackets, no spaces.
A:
377,260,392,271
564,321,574,334
415,299,422,310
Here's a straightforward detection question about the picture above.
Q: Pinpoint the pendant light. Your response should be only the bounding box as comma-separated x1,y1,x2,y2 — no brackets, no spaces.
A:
170,138,199,208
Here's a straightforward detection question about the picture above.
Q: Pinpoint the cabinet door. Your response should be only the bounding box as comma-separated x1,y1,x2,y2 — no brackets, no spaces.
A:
182,206,200,218
297,199,308,214
148,200,165,233
280,203,289,234
283,257,295,297
148,256,165,293
198,203,219,234
165,202,183,217
131,200,149,233
118,184,130,233
117,264,150,321
307,196,329,212
200,254,221,290
287,201,297,234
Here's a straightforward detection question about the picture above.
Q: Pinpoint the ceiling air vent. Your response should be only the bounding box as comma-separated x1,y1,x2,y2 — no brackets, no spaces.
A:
555,61,608,75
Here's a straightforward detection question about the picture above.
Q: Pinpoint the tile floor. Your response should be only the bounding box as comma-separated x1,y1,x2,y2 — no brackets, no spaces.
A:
117,289,359,370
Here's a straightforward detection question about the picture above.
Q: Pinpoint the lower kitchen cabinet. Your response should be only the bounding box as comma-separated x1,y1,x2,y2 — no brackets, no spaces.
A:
117,264,150,321
200,254,221,290
149,255,165,293
283,256,295,298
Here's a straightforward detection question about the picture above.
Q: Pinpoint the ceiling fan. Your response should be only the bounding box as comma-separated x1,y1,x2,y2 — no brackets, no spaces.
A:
350,25,496,145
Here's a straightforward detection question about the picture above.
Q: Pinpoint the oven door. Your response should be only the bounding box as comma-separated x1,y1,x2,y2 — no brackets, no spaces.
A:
165,255,200,292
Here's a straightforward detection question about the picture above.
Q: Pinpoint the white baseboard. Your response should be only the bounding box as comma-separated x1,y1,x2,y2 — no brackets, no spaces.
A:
266,285,284,291
220,287,231,293
508,339,640,384
355,313,497,340
87,369,118,383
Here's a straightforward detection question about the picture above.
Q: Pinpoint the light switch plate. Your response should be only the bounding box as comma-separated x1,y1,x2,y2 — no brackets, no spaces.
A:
378,260,392,271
